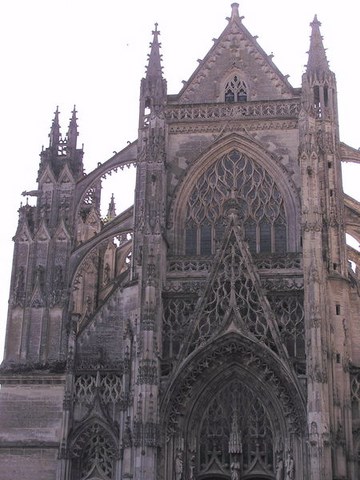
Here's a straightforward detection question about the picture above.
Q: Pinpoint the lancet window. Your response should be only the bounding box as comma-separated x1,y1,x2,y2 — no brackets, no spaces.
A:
162,297,196,374
184,150,287,255
224,75,247,102
268,294,305,370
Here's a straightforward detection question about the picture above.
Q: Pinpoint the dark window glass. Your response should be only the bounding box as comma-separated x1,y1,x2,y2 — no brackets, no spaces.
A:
274,222,286,253
260,220,271,252
185,227,197,255
245,219,256,253
200,224,212,255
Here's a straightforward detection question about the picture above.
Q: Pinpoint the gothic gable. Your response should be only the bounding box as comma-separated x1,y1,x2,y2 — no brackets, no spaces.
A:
176,4,295,104
58,163,76,186
181,220,289,359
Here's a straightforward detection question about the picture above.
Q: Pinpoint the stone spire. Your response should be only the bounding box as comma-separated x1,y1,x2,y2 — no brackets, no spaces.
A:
139,23,167,129
145,23,163,82
66,106,78,150
306,15,330,79
49,106,61,148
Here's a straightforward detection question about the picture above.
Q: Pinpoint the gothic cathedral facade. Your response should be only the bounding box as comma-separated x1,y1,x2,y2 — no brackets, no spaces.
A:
2,4,360,479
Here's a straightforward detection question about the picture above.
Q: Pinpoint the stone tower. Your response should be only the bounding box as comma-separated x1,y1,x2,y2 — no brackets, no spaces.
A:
1,4,360,479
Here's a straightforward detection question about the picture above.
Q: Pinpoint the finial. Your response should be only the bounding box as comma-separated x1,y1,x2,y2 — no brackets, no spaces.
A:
306,14,329,76
231,3,240,19
145,22,163,80
310,14,321,27
67,105,78,150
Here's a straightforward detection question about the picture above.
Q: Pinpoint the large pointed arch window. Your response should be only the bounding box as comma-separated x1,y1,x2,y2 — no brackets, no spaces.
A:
225,75,247,102
184,150,287,255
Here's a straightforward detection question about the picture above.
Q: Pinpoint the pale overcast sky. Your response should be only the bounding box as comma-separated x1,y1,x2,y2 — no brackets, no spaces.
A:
1,0,360,359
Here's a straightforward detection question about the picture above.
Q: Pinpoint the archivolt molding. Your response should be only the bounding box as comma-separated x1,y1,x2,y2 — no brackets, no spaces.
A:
169,132,300,252
160,332,306,439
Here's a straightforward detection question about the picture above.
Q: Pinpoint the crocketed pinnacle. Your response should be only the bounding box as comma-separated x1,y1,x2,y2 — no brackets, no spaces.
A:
306,15,330,76
107,193,117,220
49,106,61,148
230,3,240,21
145,23,163,80
67,106,78,150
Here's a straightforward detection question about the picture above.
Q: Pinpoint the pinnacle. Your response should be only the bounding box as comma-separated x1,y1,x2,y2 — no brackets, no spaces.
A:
145,22,163,79
49,106,61,148
311,14,321,27
107,193,117,220
67,105,79,149
231,3,240,20
306,14,330,76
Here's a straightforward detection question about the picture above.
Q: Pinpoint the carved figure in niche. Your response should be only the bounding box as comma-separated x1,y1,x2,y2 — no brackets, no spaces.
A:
103,262,111,285
175,449,183,480
275,453,284,480
50,265,64,306
189,451,196,480
54,265,63,288
309,421,319,446
14,266,25,305
34,265,44,287
230,460,241,480
285,451,295,480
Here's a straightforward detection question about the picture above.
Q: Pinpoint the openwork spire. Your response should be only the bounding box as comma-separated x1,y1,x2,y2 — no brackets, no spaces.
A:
306,15,330,77
49,106,61,147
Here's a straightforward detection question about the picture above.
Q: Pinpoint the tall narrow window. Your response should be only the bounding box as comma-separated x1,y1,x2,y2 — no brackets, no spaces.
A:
224,75,247,103
313,85,321,117
185,223,197,255
259,219,271,253
244,218,256,253
274,217,287,253
200,224,212,255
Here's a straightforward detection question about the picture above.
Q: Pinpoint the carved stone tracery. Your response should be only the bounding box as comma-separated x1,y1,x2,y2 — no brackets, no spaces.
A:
197,380,275,478
184,149,287,255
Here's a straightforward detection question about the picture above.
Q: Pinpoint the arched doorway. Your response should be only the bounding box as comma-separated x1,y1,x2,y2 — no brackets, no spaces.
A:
161,334,306,480
190,378,276,479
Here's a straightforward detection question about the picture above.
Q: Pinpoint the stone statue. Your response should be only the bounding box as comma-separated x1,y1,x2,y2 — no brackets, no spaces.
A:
275,453,284,480
189,451,196,480
285,451,295,480
175,450,183,480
